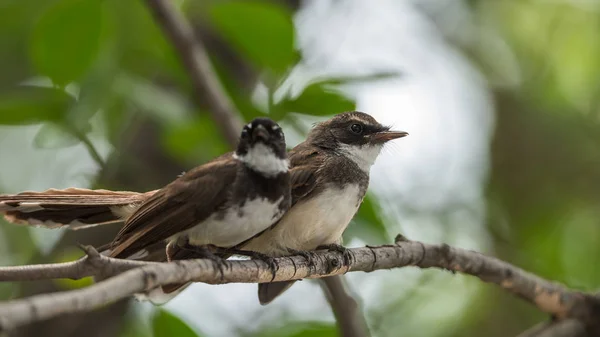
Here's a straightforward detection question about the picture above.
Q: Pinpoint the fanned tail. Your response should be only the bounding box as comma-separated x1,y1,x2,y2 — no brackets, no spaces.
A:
0,188,157,229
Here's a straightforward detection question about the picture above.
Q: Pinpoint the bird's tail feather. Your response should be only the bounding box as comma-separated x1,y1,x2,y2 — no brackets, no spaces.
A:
143,243,236,303
258,281,297,305
0,188,156,229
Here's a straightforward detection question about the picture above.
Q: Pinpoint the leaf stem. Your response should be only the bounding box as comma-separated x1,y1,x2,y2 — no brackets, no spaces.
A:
70,127,106,170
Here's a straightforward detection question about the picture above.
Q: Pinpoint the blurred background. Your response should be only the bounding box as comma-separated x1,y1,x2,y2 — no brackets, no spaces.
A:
1,0,599,336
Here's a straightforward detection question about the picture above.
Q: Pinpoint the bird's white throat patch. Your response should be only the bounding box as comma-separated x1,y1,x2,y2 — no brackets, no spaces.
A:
234,143,288,177
338,143,383,172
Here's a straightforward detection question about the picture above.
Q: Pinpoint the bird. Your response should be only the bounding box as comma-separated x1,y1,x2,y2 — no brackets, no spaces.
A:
0,117,292,302
0,111,407,305
239,111,408,304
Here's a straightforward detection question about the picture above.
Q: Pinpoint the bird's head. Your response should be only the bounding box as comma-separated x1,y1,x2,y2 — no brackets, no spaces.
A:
235,118,288,177
307,111,408,171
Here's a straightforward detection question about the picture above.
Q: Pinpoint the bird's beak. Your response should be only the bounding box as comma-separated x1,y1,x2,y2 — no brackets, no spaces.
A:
252,124,270,142
371,130,409,143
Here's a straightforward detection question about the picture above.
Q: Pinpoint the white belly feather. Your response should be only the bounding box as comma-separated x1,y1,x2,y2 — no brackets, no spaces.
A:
179,196,285,247
243,184,362,255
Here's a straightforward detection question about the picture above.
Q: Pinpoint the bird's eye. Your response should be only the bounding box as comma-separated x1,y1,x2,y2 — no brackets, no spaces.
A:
350,123,363,134
241,129,250,139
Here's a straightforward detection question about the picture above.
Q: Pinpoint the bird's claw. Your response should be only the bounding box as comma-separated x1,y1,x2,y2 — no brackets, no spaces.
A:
249,252,279,280
178,243,226,279
223,249,278,281
285,248,317,269
316,243,353,266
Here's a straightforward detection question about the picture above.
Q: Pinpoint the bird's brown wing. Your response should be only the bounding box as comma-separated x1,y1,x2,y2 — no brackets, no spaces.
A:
287,143,323,206
109,158,238,259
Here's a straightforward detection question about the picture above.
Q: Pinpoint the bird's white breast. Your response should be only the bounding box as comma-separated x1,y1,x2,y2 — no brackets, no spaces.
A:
180,196,285,247
243,184,363,255
233,143,289,177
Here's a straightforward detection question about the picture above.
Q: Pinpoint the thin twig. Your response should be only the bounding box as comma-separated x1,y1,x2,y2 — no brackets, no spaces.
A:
0,246,153,282
321,276,371,337
67,126,106,170
1,240,599,332
144,0,244,147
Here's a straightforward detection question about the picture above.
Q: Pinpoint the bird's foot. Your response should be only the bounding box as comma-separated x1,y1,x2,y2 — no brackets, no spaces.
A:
284,248,317,269
316,243,353,266
224,248,278,281
178,243,227,278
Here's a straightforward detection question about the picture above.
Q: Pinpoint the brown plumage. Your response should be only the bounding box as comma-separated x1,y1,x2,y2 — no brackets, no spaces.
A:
1,117,293,304
0,188,155,230
108,157,235,259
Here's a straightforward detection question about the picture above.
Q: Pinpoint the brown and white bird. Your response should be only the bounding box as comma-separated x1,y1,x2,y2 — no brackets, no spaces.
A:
240,111,408,304
106,118,291,260
0,117,291,300
0,112,406,305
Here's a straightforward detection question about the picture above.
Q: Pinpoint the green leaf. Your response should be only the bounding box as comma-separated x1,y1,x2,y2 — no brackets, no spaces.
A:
312,72,402,86
275,82,355,119
108,0,184,82
30,0,104,86
0,86,74,125
208,1,296,76
285,324,337,337
256,322,337,337
33,123,84,149
162,115,229,165
113,74,192,126
153,309,201,337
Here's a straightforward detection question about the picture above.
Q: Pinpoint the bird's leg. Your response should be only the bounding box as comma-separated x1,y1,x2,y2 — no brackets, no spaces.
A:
221,248,278,281
316,243,353,266
175,241,227,278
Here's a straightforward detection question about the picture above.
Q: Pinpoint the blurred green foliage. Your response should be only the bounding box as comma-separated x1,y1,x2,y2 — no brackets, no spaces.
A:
52,248,93,290
30,0,104,86
251,322,337,337
0,87,74,124
207,1,297,78
0,0,599,336
153,309,202,337
0,0,375,336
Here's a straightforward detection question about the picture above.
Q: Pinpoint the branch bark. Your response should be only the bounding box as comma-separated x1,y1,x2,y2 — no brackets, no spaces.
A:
1,239,599,334
145,0,244,147
517,319,588,337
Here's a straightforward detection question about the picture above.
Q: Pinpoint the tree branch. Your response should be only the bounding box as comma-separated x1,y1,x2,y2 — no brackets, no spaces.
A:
144,0,244,147
517,319,588,337
0,246,151,282
1,238,599,333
